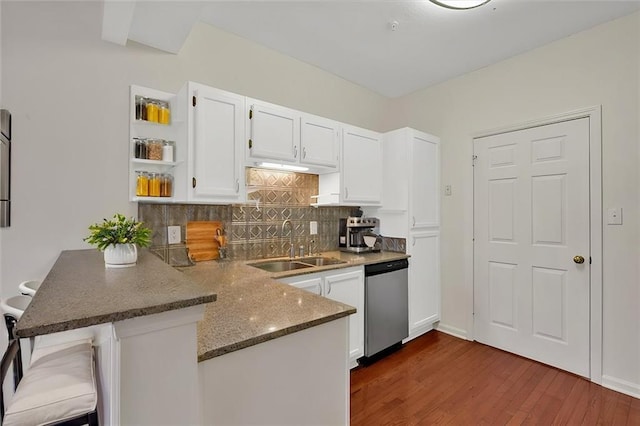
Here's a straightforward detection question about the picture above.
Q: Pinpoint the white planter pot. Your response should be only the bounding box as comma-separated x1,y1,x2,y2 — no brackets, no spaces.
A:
104,244,138,268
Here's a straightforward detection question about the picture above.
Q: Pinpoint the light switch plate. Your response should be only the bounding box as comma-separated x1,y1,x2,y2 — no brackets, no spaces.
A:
607,208,622,225
168,226,181,244
310,221,318,235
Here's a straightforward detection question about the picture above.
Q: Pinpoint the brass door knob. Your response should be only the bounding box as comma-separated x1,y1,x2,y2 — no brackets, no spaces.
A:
573,255,585,264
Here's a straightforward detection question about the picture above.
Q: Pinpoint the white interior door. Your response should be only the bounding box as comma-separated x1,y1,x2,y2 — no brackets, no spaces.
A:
474,117,590,377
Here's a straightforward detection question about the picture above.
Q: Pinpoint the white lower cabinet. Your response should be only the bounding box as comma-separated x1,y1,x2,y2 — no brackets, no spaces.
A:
408,231,440,340
279,266,364,368
290,275,323,296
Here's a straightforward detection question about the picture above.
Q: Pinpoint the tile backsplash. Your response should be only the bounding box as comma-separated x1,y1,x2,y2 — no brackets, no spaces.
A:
138,168,357,265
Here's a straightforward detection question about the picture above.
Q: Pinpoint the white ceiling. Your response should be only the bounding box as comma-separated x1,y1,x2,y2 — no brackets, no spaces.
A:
104,0,640,98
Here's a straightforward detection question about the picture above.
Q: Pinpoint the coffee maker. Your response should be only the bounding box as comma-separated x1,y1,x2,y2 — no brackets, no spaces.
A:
339,217,380,253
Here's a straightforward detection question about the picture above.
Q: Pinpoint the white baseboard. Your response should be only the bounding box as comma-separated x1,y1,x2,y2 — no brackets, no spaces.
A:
601,375,640,399
434,322,470,341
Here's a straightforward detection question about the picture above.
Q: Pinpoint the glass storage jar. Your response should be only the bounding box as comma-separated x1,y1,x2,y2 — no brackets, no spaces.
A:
134,138,147,159
147,139,163,161
148,172,161,197
135,96,146,121
146,100,159,123
162,140,174,162
135,171,149,197
158,101,170,125
160,173,173,197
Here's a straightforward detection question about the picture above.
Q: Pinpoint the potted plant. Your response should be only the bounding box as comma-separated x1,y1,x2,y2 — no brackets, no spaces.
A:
85,213,152,268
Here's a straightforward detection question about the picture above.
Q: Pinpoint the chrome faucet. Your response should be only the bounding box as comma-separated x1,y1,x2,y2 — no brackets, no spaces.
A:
282,219,295,258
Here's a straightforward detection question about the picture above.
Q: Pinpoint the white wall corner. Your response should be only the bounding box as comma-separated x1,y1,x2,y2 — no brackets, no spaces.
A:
435,322,470,340
101,0,135,46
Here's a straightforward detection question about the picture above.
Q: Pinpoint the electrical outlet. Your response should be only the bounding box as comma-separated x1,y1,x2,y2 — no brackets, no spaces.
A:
310,221,318,235
168,226,181,244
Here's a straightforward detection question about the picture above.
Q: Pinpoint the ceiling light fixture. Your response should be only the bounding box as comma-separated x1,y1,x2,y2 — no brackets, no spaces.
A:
429,0,492,10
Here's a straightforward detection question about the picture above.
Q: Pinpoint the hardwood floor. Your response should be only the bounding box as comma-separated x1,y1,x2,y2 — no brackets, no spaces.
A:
351,331,640,425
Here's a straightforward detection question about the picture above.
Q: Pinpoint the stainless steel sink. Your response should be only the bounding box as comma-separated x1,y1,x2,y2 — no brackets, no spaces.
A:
298,257,347,267
248,256,346,272
248,260,314,273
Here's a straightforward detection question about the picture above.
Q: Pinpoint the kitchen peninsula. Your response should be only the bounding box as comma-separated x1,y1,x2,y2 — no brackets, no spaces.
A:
15,248,409,425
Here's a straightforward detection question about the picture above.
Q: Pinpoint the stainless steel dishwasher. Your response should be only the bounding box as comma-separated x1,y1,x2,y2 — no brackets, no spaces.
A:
363,258,409,360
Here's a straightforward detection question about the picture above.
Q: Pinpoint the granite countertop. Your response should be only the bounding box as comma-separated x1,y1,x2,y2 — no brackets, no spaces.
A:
180,250,410,362
15,249,217,338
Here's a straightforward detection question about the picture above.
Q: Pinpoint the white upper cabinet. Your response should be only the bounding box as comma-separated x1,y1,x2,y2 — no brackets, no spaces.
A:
341,125,382,205
183,82,245,203
409,132,440,229
300,113,340,169
375,127,440,234
246,100,340,173
247,99,299,163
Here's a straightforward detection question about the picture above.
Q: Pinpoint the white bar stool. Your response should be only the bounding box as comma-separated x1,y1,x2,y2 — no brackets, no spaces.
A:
1,337,99,425
18,280,41,297
0,295,32,324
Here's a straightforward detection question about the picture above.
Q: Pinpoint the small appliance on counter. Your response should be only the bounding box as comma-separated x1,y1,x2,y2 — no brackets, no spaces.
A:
339,217,380,253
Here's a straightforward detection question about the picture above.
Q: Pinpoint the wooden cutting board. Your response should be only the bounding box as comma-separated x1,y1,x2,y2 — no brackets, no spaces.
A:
186,221,222,261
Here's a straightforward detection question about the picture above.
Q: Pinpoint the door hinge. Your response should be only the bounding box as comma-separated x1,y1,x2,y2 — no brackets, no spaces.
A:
472,155,478,166
192,96,197,107
249,109,253,119
248,139,253,149
589,256,592,264
192,177,196,188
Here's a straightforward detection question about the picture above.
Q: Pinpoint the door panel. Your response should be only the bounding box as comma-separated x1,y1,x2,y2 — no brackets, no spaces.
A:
474,117,590,377
410,136,439,228
300,115,339,168
191,87,244,201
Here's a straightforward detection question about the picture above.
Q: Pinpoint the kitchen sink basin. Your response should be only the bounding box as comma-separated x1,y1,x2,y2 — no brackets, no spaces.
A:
297,257,347,267
248,260,314,273
248,256,347,273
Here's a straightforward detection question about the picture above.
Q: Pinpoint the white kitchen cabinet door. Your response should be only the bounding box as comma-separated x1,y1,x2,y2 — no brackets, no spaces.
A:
247,99,299,163
408,231,440,339
300,114,340,169
324,268,364,365
189,84,245,203
410,133,440,229
288,276,323,296
341,125,382,205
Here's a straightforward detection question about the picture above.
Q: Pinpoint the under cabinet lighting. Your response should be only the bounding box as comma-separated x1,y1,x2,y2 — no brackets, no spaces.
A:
258,162,309,172
429,0,491,10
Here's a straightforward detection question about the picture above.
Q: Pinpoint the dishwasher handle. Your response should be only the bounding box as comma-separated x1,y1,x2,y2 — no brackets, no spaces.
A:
365,259,409,277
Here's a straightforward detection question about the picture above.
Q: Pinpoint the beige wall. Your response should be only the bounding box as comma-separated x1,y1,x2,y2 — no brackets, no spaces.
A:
0,1,386,295
385,12,640,394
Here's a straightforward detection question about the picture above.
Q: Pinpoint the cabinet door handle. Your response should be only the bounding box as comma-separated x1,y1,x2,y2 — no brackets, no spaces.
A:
345,187,349,199
235,179,240,193
317,284,322,296
413,237,416,247
302,147,306,159
192,177,197,188
412,216,416,227
294,145,298,158
326,281,332,295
